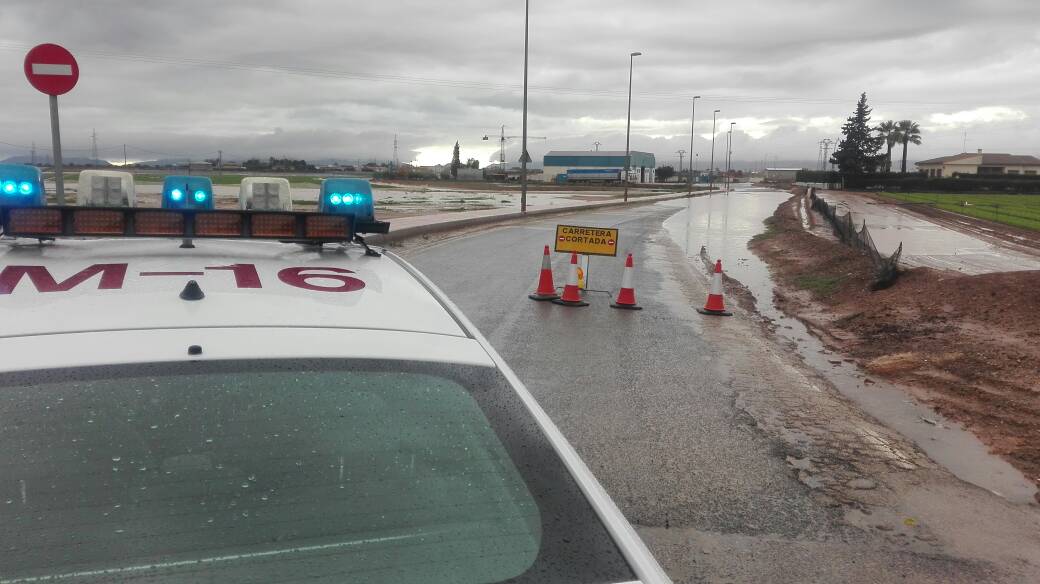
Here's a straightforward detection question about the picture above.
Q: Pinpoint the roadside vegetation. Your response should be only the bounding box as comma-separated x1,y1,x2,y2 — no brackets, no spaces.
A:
752,193,1040,495
878,192,1040,231
793,273,845,296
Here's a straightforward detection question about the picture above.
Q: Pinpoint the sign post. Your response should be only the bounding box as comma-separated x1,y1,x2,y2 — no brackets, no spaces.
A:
24,43,80,205
47,94,65,204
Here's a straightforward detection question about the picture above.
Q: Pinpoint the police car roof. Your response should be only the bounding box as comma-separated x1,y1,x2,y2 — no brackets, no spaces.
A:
0,238,478,368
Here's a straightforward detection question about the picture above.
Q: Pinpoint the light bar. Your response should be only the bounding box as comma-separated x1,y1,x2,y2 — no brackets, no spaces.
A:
0,206,389,242
7,208,62,235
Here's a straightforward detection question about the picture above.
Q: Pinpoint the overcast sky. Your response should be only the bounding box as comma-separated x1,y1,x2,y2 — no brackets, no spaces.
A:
2,0,1038,169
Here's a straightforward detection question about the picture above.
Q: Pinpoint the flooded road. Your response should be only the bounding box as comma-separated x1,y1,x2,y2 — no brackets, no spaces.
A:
661,187,1038,504
78,181,675,215
818,191,1040,274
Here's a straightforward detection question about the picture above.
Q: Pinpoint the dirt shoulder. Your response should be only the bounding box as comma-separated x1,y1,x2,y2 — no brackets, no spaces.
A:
749,190,1040,499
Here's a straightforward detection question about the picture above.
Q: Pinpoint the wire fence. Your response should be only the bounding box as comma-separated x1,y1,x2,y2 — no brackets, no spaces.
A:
809,188,901,289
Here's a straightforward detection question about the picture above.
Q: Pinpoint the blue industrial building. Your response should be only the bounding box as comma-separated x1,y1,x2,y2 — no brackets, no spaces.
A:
543,151,656,184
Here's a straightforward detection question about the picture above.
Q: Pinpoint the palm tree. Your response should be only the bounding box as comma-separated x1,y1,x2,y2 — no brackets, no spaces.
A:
896,120,922,173
876,120,898,173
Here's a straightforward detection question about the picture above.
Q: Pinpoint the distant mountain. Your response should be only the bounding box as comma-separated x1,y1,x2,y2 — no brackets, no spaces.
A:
1,155,113,167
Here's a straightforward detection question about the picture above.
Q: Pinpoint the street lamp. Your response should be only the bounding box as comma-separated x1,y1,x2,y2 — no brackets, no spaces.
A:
688,95,700,196
624,51,642,202
727,121,736,191
520,0,531,213
709,109,720,191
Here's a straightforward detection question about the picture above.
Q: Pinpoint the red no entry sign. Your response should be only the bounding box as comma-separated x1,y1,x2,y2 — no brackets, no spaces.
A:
23,43,79,96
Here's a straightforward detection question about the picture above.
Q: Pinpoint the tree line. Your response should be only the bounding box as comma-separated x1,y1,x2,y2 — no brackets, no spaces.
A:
830,93,922,176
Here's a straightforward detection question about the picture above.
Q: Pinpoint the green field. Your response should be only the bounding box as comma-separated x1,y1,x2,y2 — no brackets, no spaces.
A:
878,192,1040,231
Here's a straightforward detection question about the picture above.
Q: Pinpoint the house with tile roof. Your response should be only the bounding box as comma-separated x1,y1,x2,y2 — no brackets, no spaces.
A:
916,150,1040,177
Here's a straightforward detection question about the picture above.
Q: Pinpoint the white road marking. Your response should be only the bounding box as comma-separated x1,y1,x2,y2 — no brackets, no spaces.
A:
30,64,73,76
0,531,427,583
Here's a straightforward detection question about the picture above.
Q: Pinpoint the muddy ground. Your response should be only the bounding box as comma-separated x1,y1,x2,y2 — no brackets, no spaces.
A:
749,190,1040,499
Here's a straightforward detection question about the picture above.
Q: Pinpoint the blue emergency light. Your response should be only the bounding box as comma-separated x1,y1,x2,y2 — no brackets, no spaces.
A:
0,164,45,208
319,178,375,221
162,175,214,210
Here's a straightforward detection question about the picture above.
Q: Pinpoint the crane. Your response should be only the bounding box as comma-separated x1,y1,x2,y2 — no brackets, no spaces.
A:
483,125,546,171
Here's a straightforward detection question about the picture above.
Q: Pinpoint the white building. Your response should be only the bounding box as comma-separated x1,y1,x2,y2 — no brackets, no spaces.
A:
764,168,801,182
915,150,1040,177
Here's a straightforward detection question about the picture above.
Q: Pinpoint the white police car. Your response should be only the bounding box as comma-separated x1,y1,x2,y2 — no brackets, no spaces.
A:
0,167,670,584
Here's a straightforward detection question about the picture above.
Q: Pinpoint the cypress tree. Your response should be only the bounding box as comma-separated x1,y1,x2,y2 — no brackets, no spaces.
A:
830,93,884,175
451,141,461,179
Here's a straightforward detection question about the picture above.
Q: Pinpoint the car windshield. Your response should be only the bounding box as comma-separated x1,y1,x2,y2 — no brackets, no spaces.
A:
0,360,634,584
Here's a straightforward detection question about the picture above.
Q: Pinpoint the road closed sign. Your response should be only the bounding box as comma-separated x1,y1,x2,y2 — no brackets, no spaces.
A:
555,224,619,257
23,43,79,96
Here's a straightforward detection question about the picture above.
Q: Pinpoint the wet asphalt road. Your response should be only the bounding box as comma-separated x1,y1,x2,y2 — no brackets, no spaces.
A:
401,199,1039,583
404,204,841,548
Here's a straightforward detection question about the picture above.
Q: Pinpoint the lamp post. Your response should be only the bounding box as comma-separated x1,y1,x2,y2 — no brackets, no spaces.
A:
519,0,531,213
726,122,735,192
708,109,720,191
623,51,641,202
688,95,700,196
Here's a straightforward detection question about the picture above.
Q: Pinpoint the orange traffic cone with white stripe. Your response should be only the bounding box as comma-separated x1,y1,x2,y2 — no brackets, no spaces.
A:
551,252,589,307
610,253,642,310
697,259,732,316
528,245,560,301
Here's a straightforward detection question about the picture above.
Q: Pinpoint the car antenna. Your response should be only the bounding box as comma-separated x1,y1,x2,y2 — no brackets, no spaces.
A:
354,235,381,257
179,280,205,301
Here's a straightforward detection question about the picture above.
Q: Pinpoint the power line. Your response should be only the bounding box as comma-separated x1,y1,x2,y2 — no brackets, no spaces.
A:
0,41,985,108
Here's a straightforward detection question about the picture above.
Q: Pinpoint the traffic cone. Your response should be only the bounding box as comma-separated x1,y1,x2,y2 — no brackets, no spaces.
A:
610,253,642,310
697,259,733,316
551,252,589,307
528,245,560,301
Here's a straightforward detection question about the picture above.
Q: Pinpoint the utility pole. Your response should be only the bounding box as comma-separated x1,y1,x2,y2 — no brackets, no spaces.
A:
688,95,700,196
520,0,531,213
392,134,399,170
217,149,223,175
821,139,833,173
709,110,720,191
726,122,735,192
623,51,642,202
498,125,507,168
90,128,98,167
593,141,601,151
726,128,732,191
676,149,686,180
123,144,127,167
31,142,36,165
483,128,545,178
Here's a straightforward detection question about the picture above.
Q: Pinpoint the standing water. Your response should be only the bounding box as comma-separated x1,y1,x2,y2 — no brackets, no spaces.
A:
661,186,1038,504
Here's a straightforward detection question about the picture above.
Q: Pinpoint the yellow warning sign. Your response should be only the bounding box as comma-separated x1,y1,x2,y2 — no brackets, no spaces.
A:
554,224,619,257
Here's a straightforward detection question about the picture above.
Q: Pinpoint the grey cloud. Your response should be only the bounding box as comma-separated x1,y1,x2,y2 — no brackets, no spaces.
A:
1,0,1038,166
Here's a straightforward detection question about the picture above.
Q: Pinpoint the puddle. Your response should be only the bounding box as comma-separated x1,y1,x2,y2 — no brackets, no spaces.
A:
660,188,1038,505
817,191,1040,274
